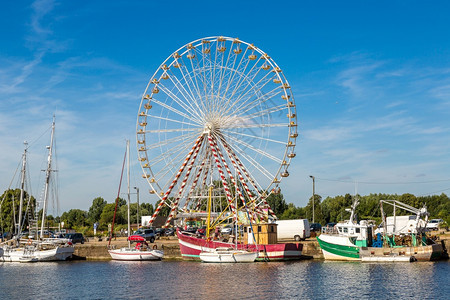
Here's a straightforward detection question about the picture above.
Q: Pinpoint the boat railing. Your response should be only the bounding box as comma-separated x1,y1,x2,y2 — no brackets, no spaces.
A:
321,226,339,235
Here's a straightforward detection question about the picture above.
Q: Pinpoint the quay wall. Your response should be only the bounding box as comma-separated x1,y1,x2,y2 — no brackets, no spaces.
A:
73,236,449,261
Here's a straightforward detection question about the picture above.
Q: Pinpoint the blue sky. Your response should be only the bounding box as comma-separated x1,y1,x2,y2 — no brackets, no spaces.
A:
1,0,449,214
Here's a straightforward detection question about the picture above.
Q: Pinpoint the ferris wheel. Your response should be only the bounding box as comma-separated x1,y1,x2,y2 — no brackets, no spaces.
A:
136,36,298,227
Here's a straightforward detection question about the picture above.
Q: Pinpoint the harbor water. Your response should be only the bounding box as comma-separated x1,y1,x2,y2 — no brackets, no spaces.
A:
1,260,449,299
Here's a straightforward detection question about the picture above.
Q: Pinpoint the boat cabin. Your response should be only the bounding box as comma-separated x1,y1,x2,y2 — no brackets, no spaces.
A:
335,220,373,247
243,223,278,245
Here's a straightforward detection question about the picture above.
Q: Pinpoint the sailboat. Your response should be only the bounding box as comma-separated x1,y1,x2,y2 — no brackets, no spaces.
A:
108,140,163,261
199,179,257,263
1,116,74,262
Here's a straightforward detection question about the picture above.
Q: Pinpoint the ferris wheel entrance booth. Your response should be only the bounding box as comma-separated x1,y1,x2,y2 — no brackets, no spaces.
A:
243,223,278,245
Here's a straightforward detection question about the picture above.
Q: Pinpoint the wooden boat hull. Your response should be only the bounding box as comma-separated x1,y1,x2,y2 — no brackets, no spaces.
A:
108,247,163,261
177,229,302,261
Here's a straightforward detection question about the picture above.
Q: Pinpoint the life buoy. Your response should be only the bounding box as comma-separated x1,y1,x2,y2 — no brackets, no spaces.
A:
152,244,157,250
27,239,32,246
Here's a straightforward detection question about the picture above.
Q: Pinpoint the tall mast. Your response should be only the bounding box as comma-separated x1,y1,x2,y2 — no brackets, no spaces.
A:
17,141,28,235
127,139,131,248
40,116,56,239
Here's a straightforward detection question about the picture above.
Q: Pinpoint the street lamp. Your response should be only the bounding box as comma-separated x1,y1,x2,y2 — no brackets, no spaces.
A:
309,175,315,224
134,187,140,229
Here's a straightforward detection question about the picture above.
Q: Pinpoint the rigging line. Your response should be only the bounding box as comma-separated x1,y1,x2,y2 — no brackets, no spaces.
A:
316,177,450,185
418,187,450,196
108,146,127,247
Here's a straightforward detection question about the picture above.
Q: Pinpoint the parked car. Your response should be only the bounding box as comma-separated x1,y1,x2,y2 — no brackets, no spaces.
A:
165,228,175,236
133,228,156,243
221,225,233,235
65,233,85,244
310,223,322,232
426,219,444,231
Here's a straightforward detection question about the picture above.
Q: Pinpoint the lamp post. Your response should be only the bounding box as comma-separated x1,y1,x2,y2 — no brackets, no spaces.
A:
309,175,315,224
134,187,140,229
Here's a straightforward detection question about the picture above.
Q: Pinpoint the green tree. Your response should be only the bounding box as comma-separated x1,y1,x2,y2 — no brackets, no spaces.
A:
305,194,325,224
88,197,107,224
60,209,88,228
267,192,288,217
0,189,36,233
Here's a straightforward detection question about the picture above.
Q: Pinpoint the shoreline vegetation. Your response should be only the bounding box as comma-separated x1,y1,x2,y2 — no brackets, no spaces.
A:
1,189,448,238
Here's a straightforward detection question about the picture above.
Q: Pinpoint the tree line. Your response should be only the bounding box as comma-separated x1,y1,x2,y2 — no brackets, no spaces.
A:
267,192,449,226
1,188,448,236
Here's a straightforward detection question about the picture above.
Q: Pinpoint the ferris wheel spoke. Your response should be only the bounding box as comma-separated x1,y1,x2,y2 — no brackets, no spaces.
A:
223,133,282,165
156,82,204,123
145,131,199,150
243,103,288,121
221,129,287,145
225,123,288,130
165,68,206,121
234,80,284,117
226,140,276,184
145,127,199,134
147,112,200,128
177,58,207,115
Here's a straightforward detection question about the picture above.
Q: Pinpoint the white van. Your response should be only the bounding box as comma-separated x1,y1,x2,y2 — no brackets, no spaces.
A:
276,219,310,241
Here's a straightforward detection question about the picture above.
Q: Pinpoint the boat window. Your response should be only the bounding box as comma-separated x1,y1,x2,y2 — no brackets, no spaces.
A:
258,226,261,232
356,228,360,233
337,227,342,233
343,227,348,233
270,226,274,232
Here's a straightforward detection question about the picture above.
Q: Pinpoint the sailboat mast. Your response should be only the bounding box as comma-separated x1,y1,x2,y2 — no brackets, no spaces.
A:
17,141,28,235
40,116,55,239
127,140,131,248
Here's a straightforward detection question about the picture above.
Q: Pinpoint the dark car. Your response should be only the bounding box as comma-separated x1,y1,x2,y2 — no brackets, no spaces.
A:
133,228,156,243
165,228,175,236
65,233,85,244
310,223,322,232
326,222,336,228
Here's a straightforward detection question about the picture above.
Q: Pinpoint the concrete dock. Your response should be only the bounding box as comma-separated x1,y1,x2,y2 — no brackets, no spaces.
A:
73,231,449,261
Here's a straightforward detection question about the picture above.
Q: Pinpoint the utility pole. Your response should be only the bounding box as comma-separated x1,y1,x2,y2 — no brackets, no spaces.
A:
309,175,315,224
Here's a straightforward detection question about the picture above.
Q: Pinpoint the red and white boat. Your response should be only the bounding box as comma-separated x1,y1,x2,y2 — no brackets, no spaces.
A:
177,229,302,261
108,235,163,261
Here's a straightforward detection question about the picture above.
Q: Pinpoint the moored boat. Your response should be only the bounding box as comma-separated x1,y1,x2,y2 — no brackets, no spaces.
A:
199,247,257,263
317,198,443,262
178,228,303,261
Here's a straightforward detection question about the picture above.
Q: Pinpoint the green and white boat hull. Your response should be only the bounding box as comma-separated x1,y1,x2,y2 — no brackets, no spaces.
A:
316,234,360,261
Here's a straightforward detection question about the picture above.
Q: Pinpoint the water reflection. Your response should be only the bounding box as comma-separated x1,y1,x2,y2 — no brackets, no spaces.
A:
0,260,448,299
